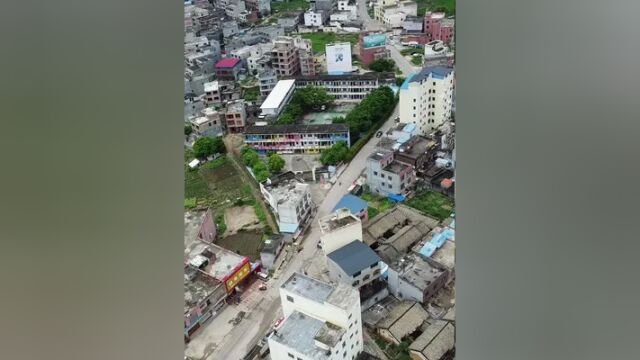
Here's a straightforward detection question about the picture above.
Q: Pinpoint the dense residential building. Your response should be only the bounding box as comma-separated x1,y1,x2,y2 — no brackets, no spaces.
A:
268,272,363,360
277,12,304,34
376,300,429,345
258,69,279,99
245,0,271,16
381,1,418,29
294,72,396,102
319,208,363,255
184,266,227,342
403,15,424,33
259,79,296,118
271,36,304,76
203,80,222,106
337,0,357,15
224,100,247,133
191,107,224,137
186,241,253,295
408,319,456,360
215,57,242,81
374,0,399,21
365,150,416,197
310,0,336,12
297,38,320,76
260,172,315,236
244,124,350,154
259,234,286,270
326,240,382,289
387,253,449,304
399,66,454,135
424,12,455,44
304,9,329,27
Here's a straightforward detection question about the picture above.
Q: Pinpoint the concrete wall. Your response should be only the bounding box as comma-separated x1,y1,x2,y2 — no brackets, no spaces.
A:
320,221,363,255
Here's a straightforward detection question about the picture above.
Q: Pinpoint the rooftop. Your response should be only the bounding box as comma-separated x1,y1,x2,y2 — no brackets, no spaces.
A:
215,57,241,68
270,311,341,359
186,241,247,281
225,100,245,113
429,240,455,270
245,123,349,135
203,81,219,92
409,66,453,83
314,321,347,348
282,272,359,310
409,319,455,360
377,301,429,342
390,253,446,291
363,204,439,247
263,176,309,209
368,150,393,162
260,79,296,110
383,160,411,175
332,194,368,214
319,208,360,233
396,136,434,160
184,272,225,314
261,234,286,254
327,240,381,277
294,72,395,82
191,116,210,126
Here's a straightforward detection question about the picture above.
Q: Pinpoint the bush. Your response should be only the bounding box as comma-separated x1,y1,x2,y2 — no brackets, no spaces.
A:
368,58,396,72
193,136,226,158
184,124,193,136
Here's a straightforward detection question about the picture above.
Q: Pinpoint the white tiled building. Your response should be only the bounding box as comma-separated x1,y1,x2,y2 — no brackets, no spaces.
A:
318,208,363,255
268,272,364,360
399,67,455,135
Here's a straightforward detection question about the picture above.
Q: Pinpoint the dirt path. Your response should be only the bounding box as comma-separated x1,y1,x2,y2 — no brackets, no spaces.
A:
223,135,278,234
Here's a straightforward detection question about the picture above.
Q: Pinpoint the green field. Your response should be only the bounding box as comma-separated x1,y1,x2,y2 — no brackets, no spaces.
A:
272,0,310,12
362,192,393,219
300,33,359,54
416,0,456,16
406,191,454,221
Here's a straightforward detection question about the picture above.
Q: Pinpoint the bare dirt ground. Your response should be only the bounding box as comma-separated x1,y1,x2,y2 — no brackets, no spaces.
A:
224,205,261,235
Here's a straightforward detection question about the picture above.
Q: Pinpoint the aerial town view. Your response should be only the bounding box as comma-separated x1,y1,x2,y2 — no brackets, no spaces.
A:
183,0,455,359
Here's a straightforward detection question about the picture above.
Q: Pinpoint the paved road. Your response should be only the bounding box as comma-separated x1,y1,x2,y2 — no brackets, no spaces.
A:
202,103,401,360
387,43,421,76
358,0,384,31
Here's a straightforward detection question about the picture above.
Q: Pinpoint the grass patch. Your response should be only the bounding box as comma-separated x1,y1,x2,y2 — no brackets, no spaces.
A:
416,0,456,16
215,212,227,236
368,206,379,219
201,155,227,170
184,198,197,209
185,167,210,199
300,32,359,54
242,86,259,102
271,0,310,12
401,48,422,56
406,190,454,220
411,56,423,66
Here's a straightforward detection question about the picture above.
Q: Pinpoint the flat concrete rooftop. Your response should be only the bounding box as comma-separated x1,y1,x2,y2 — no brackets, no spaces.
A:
270,311,337,360
319,208,360,233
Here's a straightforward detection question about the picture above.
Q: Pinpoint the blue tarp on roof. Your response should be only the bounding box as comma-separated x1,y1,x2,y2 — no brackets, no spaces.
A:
279,222,299,234
397,133,411,144
388,193,406,203
400,73,415,90
419,228,455,257
402,123,417,133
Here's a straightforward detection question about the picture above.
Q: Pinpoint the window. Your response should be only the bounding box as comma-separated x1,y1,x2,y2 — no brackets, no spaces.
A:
373,171,377,176
388,184,392,189
388,175,392,180
348,313,352,320
286,295,294,303
342,341,346,348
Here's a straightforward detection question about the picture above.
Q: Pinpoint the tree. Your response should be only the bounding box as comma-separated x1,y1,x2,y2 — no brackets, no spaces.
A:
395,76,406,86
368,58,396,72
252,161,271,182
267,153,286,173
320,141,349,166
242,148,260,166
192,137,216,158
211,136,226,154
297,86,334,110
184,124,193,136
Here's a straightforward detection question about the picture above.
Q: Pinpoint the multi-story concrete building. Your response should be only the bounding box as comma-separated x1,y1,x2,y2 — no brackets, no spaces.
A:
374,0,398,21
203,81,222,106
387,253,449,304
423,12,455,44
403,15,423,33
332,194,369,221
268,272,363,360
359,32,390,66
271,36,302,77
260,172,315,236
258,69,279,99
297,38,320,76
246,43,274,74
222,20,240,38
381,1,417,29
259,234,286,270
399,66,454,135
366,150,416,197
191,108,224,137
327,240,383,289
310,0,336,12
337,0,357,16
183,267,226,342
245,124,350,154
318,208,363,255
259,79,296,118
224,100,246,133
245,0,271,16
277,12,304,34
304,9,329,27
215,57,243,81
295,72,396,102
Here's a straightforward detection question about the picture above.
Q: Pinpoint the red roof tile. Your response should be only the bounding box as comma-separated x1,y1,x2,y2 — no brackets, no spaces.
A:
215,57,241,68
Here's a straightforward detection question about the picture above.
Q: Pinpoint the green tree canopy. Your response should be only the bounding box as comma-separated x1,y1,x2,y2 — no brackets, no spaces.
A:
267,153,286,173
368,58,396,72
320,141,349,166
192,136,225,158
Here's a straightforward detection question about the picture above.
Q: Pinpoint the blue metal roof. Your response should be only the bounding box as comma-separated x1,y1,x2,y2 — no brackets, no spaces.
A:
388,193,406,202
333,194,368,214
409,66,453,83
327,240,381,277
402,123,417,133
418,228,454,257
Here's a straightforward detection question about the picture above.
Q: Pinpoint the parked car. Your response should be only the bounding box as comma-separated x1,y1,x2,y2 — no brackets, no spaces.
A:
259,284,267,291
375,131,383,138
256,271,269,281
273,317,285,330
394,116,400,122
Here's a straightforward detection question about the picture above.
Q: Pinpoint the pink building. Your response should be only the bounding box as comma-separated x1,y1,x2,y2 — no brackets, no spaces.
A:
423,12,455,44
215,57,242,81
359,32,390,66
197,209,216,243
